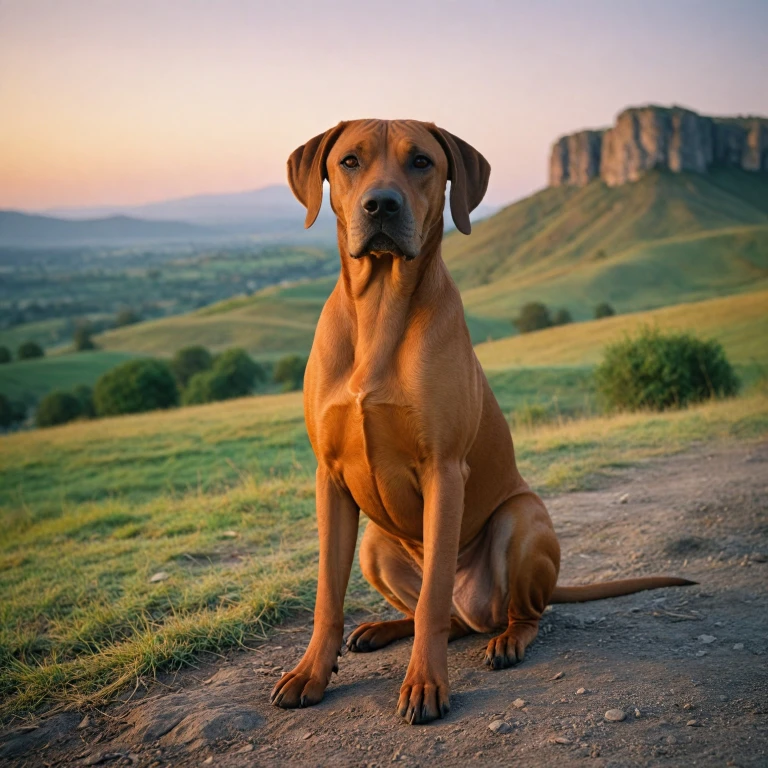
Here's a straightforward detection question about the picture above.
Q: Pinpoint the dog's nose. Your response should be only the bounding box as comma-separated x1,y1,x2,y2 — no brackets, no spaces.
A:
361,188,403,220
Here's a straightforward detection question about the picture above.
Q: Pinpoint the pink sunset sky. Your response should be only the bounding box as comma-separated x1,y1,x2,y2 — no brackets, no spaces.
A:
1,0,767,211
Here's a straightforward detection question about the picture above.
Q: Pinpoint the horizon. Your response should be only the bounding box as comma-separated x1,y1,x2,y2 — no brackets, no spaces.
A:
1,0,767,211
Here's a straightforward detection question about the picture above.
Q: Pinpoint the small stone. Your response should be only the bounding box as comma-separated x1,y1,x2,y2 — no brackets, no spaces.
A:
733,643,744,650
619,493,629,504
550,736,572,745
221,530,238,538
302,732,313,740
551,671,564,680
749,552,766,563
695,650,708,657
604,709,626,722
236,744,254,753
489,720,512,734
634,708,641,718
683,703,694,710
203,758,213,766
78,715,91,730
576,688,586,695
148,572,169,583
666,736,678,745
686,719,702,727
512,698,526,709
698,634,716,644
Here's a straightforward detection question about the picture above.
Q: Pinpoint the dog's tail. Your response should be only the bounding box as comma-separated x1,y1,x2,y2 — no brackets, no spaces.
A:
550,576,696,604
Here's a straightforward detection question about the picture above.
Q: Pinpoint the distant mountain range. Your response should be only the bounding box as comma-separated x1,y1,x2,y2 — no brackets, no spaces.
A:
1,185,496,248
0,211,215,248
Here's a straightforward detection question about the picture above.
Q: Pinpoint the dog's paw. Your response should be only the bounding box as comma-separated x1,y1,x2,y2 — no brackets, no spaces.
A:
270,668,329,709
484,621,539,670
346,618,414,652
396,674,450,724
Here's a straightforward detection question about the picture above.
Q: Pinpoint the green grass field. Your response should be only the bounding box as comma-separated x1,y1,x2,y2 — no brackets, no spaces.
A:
2,388,767,716
0,350,139,403
475,289,768,370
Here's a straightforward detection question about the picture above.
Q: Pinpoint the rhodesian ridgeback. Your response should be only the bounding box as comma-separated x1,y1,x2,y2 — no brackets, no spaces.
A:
271,119,693,724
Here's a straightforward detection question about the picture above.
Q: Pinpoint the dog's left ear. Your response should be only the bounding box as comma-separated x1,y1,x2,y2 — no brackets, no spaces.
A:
429,127,491,235
287,122,348,228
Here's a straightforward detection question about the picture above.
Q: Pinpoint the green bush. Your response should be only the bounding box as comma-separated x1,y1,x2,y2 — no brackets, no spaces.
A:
74,326,96,351
171,346,213,387
73,384,96,418
595,327,739,412
514,302,552,334
273,355,307,392
18,341,44,360
182,348,264,405
115,308,141,327
36,391,82,428
0,394,15,428
94,359,179,417
0,347,11,364
552,308,573,326
594,302,616,319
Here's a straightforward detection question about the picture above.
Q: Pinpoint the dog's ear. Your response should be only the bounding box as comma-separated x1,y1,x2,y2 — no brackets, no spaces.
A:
429,127,491,235
287,122,348,228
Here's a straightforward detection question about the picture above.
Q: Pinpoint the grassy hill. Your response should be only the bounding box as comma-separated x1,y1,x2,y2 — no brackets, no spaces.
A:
475,289,768,369
445,169,768,319
0,351,138,402
93,169,768,360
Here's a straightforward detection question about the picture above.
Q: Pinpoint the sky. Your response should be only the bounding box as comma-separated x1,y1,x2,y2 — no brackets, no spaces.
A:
1,0,767,211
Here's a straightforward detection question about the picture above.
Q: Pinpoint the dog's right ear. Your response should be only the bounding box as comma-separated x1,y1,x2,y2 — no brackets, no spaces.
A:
287,122,348,228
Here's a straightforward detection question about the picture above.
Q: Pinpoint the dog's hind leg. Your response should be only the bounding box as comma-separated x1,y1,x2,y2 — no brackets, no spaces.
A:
347,522,470,653
483,490,561,670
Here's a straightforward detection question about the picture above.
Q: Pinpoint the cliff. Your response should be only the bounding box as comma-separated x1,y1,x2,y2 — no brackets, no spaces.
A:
549,106,768,187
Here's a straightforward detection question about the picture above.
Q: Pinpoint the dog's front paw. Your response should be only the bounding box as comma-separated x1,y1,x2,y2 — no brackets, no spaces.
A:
270,667,330,709
396,671,450,724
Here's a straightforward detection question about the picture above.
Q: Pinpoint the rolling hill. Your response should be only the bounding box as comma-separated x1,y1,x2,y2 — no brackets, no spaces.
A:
0,210,215,247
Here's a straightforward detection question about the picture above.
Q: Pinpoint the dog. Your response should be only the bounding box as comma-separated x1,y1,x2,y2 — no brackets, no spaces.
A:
271,119,693,724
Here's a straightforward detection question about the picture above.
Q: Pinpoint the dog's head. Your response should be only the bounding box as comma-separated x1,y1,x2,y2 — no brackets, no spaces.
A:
287,120,490,261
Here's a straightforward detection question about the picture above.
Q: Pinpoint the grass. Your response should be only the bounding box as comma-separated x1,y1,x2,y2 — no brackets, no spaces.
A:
475,290,768,369
1,389,767,716
0,350,138,402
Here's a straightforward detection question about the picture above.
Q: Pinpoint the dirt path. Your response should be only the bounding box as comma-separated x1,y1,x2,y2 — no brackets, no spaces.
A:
3,442,767,767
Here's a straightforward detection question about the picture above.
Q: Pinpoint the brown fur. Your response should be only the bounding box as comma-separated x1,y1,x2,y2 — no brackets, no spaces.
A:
270,119,694,724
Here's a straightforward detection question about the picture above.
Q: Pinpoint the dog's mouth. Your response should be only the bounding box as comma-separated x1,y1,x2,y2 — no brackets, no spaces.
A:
355,232,412,261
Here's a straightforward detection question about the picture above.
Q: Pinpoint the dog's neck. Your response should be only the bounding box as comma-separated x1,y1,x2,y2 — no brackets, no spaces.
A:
336,218,447,384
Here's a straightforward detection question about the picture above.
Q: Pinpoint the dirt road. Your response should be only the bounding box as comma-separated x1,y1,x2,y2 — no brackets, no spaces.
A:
3,442,767,767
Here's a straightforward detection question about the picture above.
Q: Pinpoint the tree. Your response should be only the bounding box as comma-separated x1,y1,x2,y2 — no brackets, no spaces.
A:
513,302,552,334
73,326,96,351
182,348,264,405
171,346,213,387
0,347,11,364
18,341,44,360
594,302,616,319
273,355,307,392
115,308,141,327
36,391,82,428
0,394,14,428
73,384,96,418
94,359,179,417
552,308,573,326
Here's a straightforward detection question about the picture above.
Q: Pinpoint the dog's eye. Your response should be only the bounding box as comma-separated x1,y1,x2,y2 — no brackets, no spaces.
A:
413,155,432,169
341,155,359,169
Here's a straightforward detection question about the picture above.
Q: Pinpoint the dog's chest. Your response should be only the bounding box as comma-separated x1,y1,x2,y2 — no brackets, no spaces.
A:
315,385,427,536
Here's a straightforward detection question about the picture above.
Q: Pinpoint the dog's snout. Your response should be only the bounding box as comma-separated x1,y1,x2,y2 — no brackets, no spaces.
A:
361,188,403,220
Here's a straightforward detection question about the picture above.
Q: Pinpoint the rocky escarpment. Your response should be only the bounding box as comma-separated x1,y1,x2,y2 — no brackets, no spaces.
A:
550,106,768,187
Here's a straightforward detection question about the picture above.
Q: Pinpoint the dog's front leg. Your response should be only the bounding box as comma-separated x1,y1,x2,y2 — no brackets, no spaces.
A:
397,460,465,724
271,467,359,708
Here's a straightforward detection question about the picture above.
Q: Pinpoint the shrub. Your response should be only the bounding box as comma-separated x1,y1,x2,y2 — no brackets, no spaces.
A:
94,359,179,417
595,327,739,412
74,326,96,351
514,302,552,334
18,341,44,360
36,391,82,428
73,384,96,418
171,346,214,387
594,302,616,319
115,308,141,327
273,355,307,392
0,347,11,364
182,348,264,405
552,308,573,326
0,394,14,428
